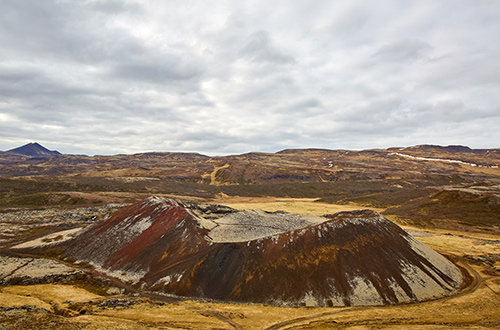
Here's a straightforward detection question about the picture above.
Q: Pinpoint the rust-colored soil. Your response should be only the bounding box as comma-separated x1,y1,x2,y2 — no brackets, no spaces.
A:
54,197,464,307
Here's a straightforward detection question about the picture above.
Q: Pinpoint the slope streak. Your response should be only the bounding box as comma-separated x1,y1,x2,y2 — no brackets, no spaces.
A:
60,196,464,307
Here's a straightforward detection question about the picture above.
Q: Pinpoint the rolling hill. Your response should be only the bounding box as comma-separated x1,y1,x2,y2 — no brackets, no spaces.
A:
59,197,464,307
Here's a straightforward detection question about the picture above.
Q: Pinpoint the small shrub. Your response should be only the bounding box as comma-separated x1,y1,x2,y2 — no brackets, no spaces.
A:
44,247,63,258
8,276,24,285
76,261,94,269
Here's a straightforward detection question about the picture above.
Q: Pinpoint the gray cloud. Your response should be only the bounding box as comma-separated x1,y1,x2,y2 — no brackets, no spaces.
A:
373,40,432,62
88,0,142,14
110,60,203,84
1,0,499,155
239,30,295,64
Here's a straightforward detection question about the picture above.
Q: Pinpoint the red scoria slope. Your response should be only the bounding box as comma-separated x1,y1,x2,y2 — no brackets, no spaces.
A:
61,197,464,307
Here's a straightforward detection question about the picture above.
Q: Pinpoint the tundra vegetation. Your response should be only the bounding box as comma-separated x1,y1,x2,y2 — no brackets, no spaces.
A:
0,144,499,329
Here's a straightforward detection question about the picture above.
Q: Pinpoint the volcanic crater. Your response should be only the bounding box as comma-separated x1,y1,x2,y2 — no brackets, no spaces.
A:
59,196,464,307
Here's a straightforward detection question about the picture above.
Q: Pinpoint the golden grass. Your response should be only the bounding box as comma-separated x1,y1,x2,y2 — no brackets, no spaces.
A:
0,291,53,311
2,284,100,305
213,197,384,215
183,300,330,329
82,274,500,330
71,314,156,330
397,224,500,256
96,303,233,329
417,235,500,256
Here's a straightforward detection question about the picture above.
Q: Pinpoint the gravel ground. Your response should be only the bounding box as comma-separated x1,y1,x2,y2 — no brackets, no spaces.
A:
0,256,82,285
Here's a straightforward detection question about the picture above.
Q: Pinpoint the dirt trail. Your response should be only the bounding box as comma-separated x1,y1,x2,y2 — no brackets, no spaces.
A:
263,254,483,330
208,163,230,185
264,308,358,330
184,303,244,330
143,292,243,329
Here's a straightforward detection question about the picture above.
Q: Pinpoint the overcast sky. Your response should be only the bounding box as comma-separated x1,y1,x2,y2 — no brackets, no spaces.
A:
1,1,499,155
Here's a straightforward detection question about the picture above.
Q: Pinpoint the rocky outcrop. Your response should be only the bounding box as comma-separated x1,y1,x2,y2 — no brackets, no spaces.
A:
0,256,88,286
60,197,464,307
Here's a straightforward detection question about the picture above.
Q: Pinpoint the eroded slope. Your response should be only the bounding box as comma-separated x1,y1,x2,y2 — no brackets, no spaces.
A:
56,197,463,307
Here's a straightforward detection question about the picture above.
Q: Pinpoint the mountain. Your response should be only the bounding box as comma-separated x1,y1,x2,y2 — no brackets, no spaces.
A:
7,142,61,157
394,144,489,155
58,197,464,307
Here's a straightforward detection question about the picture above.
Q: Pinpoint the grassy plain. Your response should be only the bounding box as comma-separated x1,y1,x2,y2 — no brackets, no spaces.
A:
212,196,385,215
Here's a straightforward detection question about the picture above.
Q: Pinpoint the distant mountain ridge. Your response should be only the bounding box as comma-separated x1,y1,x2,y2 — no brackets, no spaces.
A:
396,144,488,154
3,142,496,158
1,142,499,180
7,142,61,157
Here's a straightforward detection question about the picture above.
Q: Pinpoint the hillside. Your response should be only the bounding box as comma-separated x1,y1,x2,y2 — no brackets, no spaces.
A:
55,197,464,307
1,144,499,181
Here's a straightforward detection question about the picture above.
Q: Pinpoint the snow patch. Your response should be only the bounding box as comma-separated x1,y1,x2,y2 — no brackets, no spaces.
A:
157,275,172,286
390,152,498,168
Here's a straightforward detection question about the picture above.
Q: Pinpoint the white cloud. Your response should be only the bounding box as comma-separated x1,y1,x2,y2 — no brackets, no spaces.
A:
1,0,499,155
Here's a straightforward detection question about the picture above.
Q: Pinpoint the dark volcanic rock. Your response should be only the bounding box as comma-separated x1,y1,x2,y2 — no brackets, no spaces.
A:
405,144,488,155
60,197,464,307
7,142,61,157
99,298,140,308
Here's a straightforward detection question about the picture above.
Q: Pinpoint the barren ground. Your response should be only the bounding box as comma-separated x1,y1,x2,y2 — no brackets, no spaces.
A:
0,198,499,329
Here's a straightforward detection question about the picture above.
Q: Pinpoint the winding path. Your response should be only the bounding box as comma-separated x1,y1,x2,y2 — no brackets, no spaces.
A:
263,254,483,330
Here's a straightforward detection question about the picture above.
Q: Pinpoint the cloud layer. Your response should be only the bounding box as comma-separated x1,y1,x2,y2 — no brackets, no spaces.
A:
1,0,499,155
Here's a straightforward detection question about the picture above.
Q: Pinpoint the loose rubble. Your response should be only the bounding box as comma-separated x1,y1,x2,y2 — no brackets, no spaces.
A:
0,305,50,314
209,209,327,242
0,203,127,247
99,298,141,308
464,253,500,273
0,204,126,224
0,256,83,286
